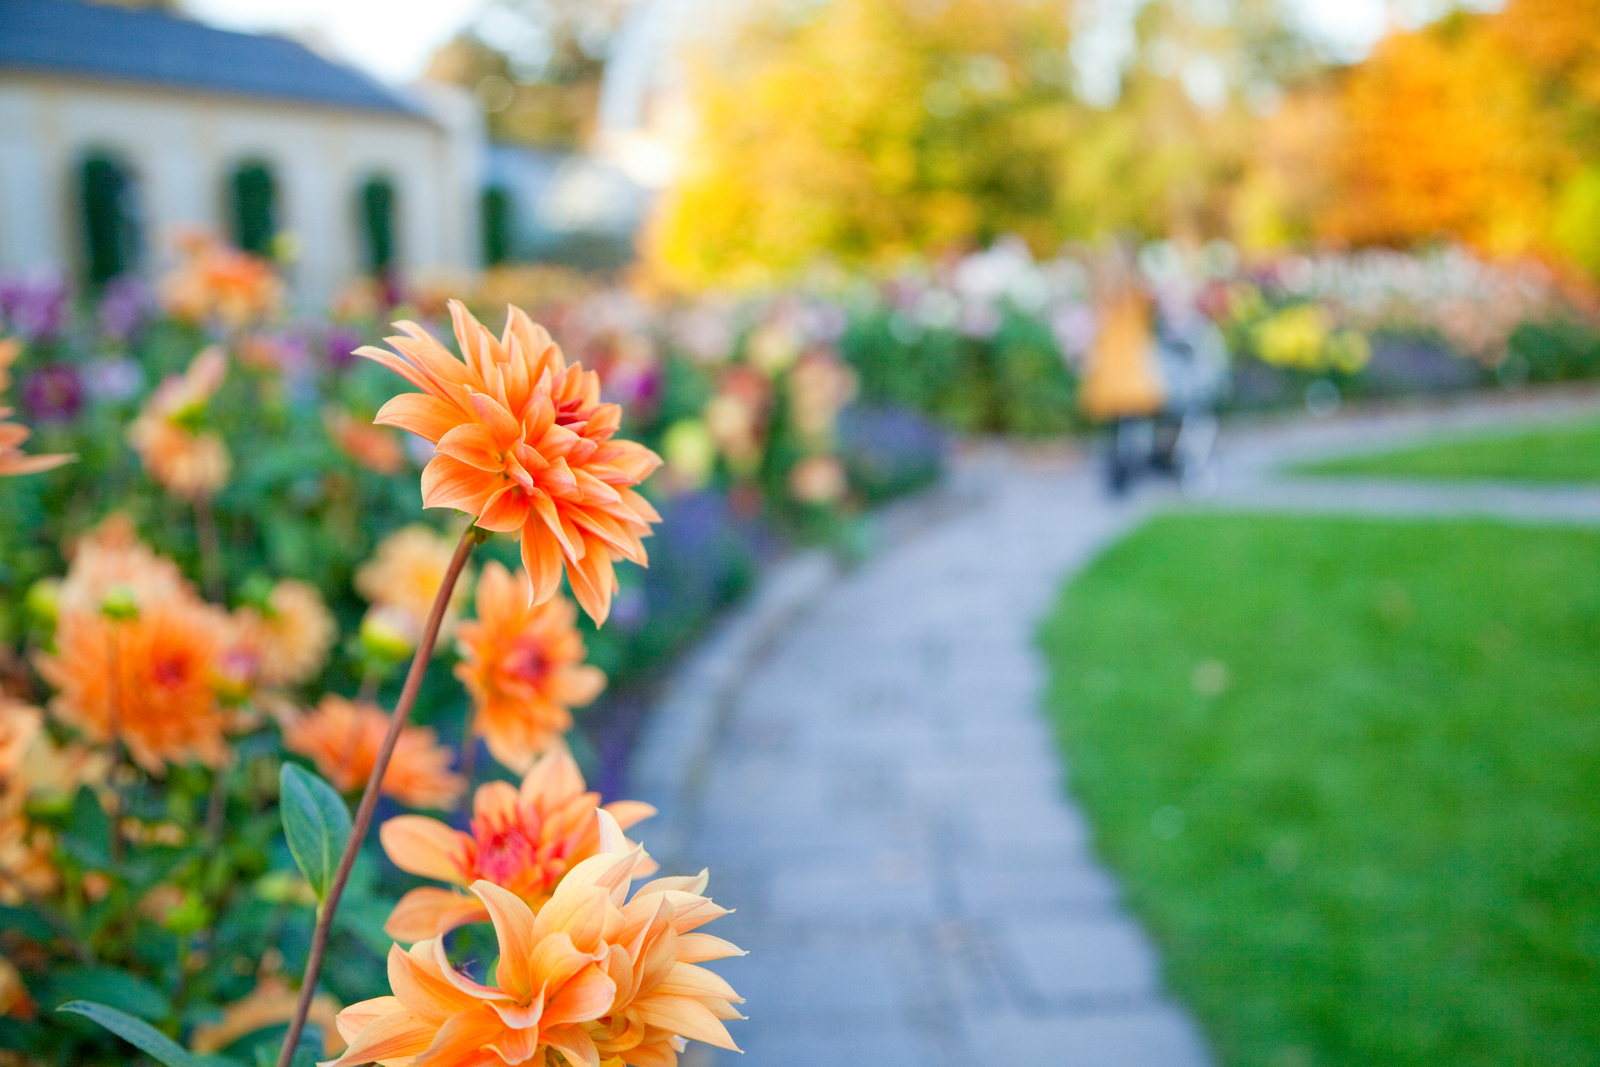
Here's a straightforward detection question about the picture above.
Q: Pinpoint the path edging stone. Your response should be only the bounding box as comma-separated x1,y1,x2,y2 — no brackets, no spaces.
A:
629,549,841,872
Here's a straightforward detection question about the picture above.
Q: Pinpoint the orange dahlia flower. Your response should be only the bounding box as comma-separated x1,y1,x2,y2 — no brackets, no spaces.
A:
161,230,283,329
37,590,234,773
325,407,407,475
378,747,654,941
455,561,606,773
229,579,337,689
280,695,464,811
128,345,230,500
0,337,73,478
57,514,187,615
357,302,663,625
355,525,474,650
38,520,237,774
327,814,742,1067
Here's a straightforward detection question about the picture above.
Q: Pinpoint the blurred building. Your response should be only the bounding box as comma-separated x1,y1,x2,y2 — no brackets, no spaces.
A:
0,0,484,304
483,145,649,272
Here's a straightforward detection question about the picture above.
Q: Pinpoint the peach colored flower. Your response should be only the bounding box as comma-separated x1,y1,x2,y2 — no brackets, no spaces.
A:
327,814,742,1067
0,954,33,1020
37,531,236,773
358,302,663,625
355,525,474,648
325,407,407,475
0,337,74,478
38,597,233,773
281,695,463,810
191,973,344,1056
788,453,847,505
230,579,337,689
455,561,606,773
0,690,105,809
161,230,283,329
378,748,654,941
56,514,188,615
128,346,230,499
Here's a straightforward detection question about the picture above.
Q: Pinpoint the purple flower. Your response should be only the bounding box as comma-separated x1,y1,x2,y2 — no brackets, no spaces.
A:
22,364,84,422
0,272,68,341
84,357,143,402
325,326,362,370
97,276,153,340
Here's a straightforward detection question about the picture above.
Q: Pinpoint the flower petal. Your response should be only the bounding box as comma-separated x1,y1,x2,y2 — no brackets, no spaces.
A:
320,1000,437,1067
381,816,472,883
470,880,541,998
384,887,490,942
413,1002,505,1067
632,994,741,1050
436,423,508,471
374,392,466,443
477,484,534,533
542,1023,600,1067
420,455,499,513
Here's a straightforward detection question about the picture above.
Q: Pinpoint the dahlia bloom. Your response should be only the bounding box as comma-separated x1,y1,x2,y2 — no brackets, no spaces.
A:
327,813,743,1067
378,748,654,941
160,230,283,329
56,513,187,615
325,407,407,475
455,561,606,772
357,302,663,625
228,579,337,689
0,697,62,904
0,954,33,1019
281,695,464,810
36,526,237,773
355,525,474,650
128,345,230,499
0,336,74,477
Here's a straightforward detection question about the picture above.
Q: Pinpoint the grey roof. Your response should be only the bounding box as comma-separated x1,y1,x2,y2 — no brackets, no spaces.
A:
0,0,428,118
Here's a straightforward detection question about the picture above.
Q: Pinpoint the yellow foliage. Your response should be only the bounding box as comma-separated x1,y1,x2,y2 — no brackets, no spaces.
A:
646,0,1079,289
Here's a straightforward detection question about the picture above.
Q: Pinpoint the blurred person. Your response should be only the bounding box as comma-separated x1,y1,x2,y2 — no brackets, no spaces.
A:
1081,241,1165,494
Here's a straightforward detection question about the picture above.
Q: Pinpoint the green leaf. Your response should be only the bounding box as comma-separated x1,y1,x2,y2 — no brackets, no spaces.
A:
56,1000,235,1067
278,764,351,902
57,785,111,868
46,966,171,1021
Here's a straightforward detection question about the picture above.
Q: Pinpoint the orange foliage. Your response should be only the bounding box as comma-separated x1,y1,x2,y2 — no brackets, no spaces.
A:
1322,17,1561,257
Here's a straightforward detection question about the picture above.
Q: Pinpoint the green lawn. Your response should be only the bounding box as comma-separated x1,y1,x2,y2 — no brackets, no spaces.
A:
1295,415,1600,482
1039,514,1600,1067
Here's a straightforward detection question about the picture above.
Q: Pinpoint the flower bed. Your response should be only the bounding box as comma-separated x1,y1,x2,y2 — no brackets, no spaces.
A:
0,238,951,1067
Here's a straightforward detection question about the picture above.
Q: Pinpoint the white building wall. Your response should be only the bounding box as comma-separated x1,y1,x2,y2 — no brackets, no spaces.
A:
0,72,481,307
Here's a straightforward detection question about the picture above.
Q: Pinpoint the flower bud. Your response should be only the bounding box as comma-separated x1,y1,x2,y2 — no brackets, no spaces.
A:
24,577,61,629
359,604,419,663
99,584,139,621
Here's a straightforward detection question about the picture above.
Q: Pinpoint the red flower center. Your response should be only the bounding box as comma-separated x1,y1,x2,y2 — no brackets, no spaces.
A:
504,640,548,686
152,654,190,688
474,824,540,888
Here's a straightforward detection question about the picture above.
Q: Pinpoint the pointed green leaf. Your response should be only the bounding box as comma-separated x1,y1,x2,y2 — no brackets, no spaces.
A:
46,966,170,1021
278,764,351,902
56,1000,240,1067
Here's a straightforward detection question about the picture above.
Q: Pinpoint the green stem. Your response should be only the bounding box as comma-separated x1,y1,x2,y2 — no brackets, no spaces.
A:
275,526,479,1067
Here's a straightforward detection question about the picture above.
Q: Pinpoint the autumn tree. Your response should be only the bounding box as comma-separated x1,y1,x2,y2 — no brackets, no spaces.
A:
1321,11,1568,259
647,0,1082,288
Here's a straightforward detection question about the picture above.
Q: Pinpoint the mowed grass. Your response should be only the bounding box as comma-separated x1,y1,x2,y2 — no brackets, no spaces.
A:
1039,514,1600,1067
1296,415,1600,482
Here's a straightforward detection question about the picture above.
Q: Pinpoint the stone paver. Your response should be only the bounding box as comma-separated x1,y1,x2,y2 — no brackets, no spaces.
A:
632,390,1600,1066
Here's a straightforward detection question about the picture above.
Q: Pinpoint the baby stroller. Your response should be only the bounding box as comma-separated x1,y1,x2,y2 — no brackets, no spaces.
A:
1103,309,1229,495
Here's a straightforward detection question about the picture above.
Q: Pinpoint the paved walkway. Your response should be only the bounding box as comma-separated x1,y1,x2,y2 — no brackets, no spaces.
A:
635,390,1600,1067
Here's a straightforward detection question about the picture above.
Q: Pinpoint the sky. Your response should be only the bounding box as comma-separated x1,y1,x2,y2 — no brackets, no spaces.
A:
182,0,1461,87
